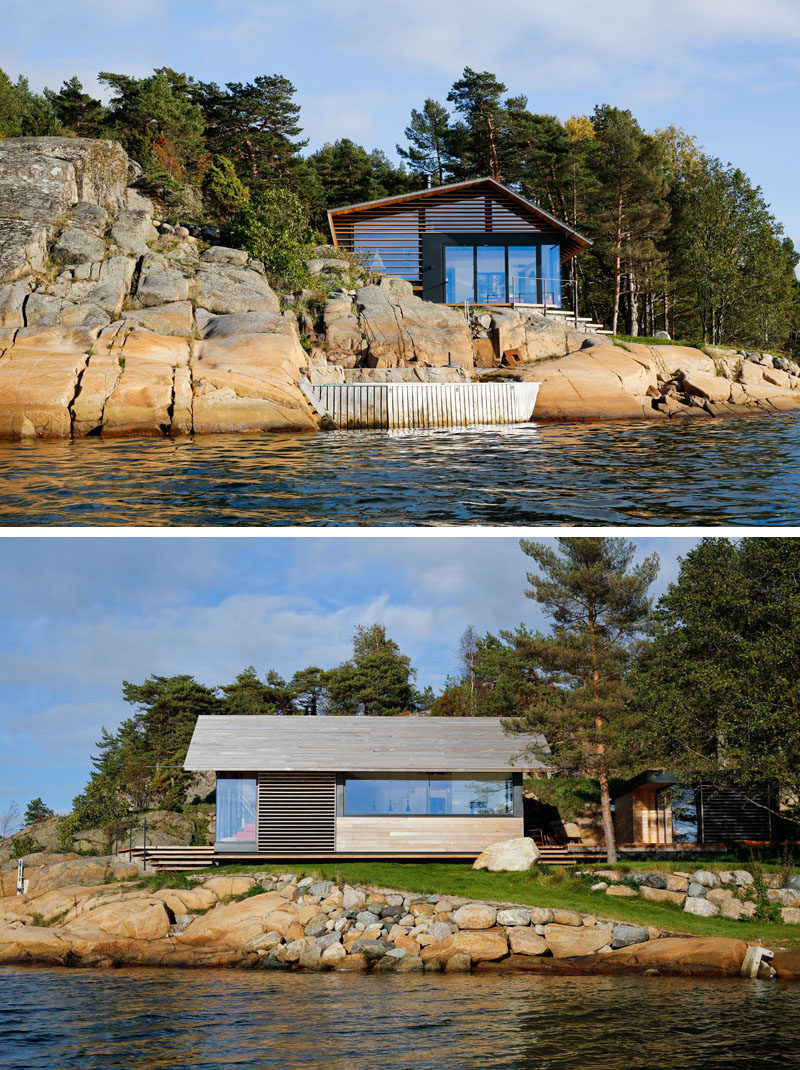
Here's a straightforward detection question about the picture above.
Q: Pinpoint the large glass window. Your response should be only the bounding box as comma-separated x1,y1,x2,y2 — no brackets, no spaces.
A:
508,247,538,304
476,246,506,303
445,246,475,302
541,245,562,307
344,775,513,816
216,775,257,843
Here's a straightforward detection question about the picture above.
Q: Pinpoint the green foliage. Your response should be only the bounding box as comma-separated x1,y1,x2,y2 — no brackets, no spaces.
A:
220,666,295,716
750,864,783,923
56,813,81,849
396,99,452,185
201,154,250,222
228,185,314,290
12,834,38,858
326,623,420,716
525,776,600,821
23,798,54,825
630,537,800,821
99,68,207,195
44,76,106,137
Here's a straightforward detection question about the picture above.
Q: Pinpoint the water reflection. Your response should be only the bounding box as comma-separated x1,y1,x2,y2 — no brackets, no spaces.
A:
0,967,794,1069
1,413,799,526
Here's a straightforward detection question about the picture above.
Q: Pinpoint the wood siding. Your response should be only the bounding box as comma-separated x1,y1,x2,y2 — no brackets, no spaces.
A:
258,772,336,854
335,816,522,854
698,786,774,842
327,178,591,292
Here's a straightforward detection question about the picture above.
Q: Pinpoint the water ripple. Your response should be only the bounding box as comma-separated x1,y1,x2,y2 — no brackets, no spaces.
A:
0,413,799,526
0,966,795,1069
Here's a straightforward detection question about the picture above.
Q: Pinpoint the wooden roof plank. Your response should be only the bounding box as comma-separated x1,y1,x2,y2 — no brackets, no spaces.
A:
184,715,547,772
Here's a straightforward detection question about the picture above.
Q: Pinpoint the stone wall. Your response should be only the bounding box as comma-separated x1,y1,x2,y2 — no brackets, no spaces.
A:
0,857,796,978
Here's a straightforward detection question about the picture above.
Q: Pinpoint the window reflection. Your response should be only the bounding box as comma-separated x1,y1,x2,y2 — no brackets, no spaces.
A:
541,245,562,307
216,775,258,843
508,247,538,304
344,775,513,816
445,246,474,302
476,246,506,303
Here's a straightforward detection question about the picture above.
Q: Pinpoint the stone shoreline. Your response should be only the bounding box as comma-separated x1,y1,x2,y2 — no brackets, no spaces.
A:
1,855,797,981
2,137,799,439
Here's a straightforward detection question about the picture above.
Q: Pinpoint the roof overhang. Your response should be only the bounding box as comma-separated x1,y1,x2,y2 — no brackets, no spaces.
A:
327,176,592,260
184,715,548,773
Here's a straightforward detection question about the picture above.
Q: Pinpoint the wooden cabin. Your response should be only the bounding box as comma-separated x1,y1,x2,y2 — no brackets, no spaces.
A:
183,716,546,859
327,177,591,306
612,771,778,847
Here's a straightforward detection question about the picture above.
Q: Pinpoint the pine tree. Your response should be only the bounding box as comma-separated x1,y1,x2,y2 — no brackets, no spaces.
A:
397,99,452,185
290,666,329,715
590,106,670,335
446,67,508,180
194,74,306,188
327,623,418,716
24,798,54,825
508,538,659,863
45,76,106,137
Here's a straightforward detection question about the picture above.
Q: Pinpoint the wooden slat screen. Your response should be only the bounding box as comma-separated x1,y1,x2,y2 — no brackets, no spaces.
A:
258,772,336,854
699,787,773,842
330,182,566,291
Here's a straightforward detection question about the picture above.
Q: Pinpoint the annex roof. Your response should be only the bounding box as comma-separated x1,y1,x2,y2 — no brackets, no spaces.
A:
184,715,548,773
327,176,592,260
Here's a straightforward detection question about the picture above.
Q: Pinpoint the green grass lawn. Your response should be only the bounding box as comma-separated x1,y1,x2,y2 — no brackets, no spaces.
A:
141,859,800,950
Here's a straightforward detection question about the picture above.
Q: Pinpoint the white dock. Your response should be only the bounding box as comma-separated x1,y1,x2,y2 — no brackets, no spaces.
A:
300,380,539,430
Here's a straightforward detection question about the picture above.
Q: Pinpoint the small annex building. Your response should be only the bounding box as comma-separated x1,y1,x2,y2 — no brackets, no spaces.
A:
184,715,546,859
327,177,591,306
612,771,780,848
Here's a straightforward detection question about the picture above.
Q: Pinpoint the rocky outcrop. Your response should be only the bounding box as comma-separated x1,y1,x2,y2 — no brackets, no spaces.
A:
0,137,319,439
0,858,794,978
508,341,800,420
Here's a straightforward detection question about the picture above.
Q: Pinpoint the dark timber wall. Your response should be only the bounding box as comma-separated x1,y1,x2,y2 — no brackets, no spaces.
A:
698,785,774,842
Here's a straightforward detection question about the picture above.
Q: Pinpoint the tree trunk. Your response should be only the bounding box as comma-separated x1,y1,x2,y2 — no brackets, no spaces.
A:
588,607,618,863
611,186,624,335
597,763,618,864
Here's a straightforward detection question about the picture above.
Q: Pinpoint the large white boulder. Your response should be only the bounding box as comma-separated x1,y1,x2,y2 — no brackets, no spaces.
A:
472,837,540,872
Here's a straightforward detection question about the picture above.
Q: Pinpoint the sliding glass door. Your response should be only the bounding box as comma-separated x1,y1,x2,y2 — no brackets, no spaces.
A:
476,246,506,303
445,246,474,302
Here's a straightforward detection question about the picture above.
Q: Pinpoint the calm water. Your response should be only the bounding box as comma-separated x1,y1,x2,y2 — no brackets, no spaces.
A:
1,414,800,526
0,967,797,1069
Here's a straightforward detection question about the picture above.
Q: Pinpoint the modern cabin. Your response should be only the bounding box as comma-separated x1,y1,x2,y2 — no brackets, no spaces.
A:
183,716,546,859
612,771,780,847
327,177,592,306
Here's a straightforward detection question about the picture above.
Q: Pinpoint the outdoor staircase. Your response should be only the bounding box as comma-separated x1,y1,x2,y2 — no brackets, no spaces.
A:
119,845,214,873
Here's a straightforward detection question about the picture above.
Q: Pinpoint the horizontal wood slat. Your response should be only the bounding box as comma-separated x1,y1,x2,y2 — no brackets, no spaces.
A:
335,816,522,854
258,772,336,854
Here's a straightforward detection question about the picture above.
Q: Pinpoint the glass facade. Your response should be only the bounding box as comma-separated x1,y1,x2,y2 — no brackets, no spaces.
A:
344,775,514,816
508,247,538,304
476,246,506,303
445,246,474,302
541,244,562,307
216,775,257,844
445,243,561,304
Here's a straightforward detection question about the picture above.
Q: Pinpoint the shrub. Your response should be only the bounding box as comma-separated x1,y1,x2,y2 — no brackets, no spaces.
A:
12,834,38,858
228,185,314,291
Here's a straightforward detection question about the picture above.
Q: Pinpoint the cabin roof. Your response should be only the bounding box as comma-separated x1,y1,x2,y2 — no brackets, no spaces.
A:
327,176,592,258
184,715,548,772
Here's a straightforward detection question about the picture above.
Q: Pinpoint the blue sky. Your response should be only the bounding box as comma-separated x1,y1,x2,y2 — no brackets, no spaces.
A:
0,535,696,817
2,0,800,249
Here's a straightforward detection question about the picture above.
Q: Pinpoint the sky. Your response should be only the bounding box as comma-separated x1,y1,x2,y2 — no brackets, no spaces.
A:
2,0,800,249
0,534,697,817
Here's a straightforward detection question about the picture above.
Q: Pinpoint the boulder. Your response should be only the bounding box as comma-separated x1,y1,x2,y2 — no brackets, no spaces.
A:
69,202,109,233
202,876,256,899
194,263,279,315
611,924,650,949
53,227,106,265
496,907,532,927
590,936,748,977
177,892,285,948
110,210,158,255
135,268,190,307
0,282,29,328
508,927,548,956
66,898,171,941
641,886,686,906
544,923,613,958
771,949,800,979
201,246,249,266
472,837,540,872
421,930,508,964
356,282,473,370
681,371,731,403
684,896,719,917
691,870,719,888
120,301,194,337
606,885,638,898
452,903,497,929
